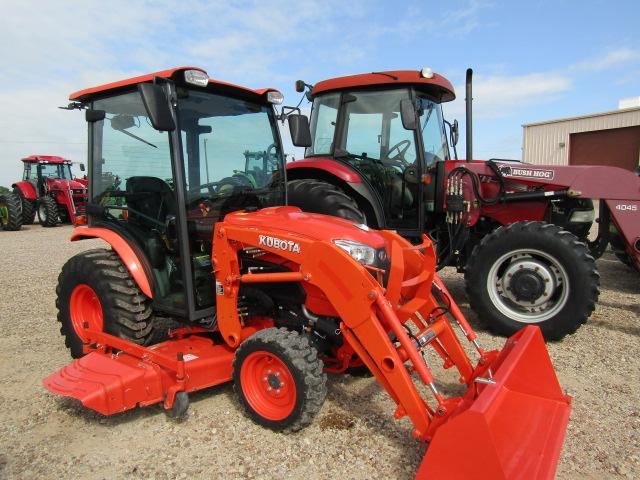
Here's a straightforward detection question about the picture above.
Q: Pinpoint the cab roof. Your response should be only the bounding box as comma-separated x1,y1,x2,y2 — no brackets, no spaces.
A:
22,155,71,164
69,66,278,102
311,70,455,102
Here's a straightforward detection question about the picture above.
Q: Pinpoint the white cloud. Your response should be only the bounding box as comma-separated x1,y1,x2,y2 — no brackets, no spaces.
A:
571,48,640,72
444,72,572,120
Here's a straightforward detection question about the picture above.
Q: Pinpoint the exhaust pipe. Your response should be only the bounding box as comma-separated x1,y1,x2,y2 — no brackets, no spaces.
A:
465,68,473,163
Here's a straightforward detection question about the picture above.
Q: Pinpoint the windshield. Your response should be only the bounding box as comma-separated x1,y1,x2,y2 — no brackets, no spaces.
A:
178,90,284,214
39,163,72,179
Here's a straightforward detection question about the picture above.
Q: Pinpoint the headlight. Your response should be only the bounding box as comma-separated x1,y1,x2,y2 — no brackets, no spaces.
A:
333,239,377,266
184,69,209,87
569,209,594,223
267,90,284,105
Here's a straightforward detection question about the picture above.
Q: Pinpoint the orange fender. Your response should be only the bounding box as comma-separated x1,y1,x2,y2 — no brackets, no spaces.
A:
71,227,153,298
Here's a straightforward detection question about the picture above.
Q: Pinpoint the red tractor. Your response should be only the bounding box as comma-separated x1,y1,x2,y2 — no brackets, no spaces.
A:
284,68,640,340
43,67,571,479
12,155,88,227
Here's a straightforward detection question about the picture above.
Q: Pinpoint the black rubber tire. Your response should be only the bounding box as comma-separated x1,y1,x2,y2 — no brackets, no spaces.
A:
13,189,36,225
0,193,23,231
287,179,366,223
56,248,157,358
233,328,327,433
465,221,600,341
38,195,59,227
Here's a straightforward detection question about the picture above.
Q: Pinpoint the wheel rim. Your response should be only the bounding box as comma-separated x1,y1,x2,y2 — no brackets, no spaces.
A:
69,284,104,340
487,248,570,323
240,351,297,421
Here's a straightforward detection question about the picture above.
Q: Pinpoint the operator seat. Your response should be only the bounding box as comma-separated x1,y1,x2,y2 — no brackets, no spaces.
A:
125,176,176,229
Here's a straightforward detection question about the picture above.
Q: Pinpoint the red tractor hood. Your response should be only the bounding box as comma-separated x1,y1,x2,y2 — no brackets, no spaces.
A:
224,206,385,248
47,178,87,190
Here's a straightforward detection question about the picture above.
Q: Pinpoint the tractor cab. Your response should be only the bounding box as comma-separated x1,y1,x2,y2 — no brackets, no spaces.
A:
22,156,75,196
73,67,286,322
287,69,456,237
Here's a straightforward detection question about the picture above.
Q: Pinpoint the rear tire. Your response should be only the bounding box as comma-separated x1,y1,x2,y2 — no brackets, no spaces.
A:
13,189,36,225
38,195,59,227
287,179,366,223
465,221,600,341
233,328,327,432
0,193,22,231
56,248,158,358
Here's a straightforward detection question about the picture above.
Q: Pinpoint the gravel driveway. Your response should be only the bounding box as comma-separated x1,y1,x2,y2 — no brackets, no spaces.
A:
0,225,638,479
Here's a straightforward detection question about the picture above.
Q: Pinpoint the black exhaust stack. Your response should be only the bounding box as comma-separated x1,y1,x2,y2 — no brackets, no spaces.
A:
465,68,473,163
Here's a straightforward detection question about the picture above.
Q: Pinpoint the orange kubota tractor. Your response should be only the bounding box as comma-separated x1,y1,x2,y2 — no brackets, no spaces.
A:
44,67,571,479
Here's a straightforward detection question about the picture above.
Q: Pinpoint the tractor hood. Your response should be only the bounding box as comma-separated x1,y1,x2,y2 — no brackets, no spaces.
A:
224,206,386,249
46,178,87,191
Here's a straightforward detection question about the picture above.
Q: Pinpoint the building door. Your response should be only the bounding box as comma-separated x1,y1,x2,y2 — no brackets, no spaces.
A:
569,125,640,172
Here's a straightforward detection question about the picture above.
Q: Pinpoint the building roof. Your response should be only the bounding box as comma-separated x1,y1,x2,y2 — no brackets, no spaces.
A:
311,70,455,102
22,155,71,164
523,106,640,127
69,66,278,102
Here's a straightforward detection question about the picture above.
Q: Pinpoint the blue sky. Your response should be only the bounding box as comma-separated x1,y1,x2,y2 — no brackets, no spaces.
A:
0,0,638,187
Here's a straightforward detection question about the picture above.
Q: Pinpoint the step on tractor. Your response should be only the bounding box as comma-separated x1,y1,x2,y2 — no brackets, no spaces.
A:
284,68,640,340
12,155,88,227
43,67,571,479
0,192,23,231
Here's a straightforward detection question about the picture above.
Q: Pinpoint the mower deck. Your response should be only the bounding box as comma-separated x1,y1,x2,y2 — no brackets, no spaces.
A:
44,331,234,415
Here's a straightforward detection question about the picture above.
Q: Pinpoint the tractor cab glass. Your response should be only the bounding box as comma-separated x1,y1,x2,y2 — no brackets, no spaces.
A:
40,163,73,179
417,97,449,165
88,86,284,319
309,88,422,230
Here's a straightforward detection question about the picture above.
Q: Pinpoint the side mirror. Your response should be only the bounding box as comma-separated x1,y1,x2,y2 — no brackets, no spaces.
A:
138,83,175,131
451,119,459,146
288,114,312,147
400,99,417,130
79,163,86,172
86,109,105,123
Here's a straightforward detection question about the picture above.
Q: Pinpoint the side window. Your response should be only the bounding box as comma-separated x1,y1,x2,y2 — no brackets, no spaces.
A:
310,93,340,155
93,92,173,202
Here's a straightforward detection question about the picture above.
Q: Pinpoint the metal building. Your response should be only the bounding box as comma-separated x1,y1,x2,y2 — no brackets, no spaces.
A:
522,105,640,171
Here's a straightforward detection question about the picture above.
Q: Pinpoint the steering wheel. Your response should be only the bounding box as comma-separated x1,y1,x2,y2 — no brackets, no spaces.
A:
386,140,412,166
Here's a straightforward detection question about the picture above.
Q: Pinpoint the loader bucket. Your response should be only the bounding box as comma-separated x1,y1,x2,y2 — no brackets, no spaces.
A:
416,326,571,480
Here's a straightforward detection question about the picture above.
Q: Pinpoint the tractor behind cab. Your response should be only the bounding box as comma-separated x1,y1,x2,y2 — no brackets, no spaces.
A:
284,68,639,340
12,155,88,227
43,67,571,479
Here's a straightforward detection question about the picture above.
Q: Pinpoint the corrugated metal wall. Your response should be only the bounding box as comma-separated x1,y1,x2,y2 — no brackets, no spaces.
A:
522,107,640,165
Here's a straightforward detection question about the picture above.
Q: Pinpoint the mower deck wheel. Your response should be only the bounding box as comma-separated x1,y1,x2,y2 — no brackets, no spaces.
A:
233,328,326,432
166,391,189,419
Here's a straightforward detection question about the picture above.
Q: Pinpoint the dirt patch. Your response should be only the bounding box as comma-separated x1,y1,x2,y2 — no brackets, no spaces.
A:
319,410,356,431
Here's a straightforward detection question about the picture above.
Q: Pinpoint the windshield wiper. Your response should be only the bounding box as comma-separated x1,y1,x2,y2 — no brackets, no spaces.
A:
116,128,158,149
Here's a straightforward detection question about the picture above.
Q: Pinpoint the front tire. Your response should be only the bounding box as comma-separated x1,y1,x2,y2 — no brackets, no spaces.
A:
38,195,59,227
233,328,327,432
56,248,158,358
465,221,600,341
287,179,366,224
0,193,22,231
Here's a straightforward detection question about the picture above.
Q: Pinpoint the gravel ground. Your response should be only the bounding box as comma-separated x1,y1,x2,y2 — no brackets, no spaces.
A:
0,224,638,480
